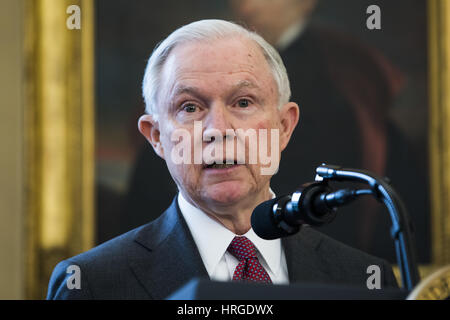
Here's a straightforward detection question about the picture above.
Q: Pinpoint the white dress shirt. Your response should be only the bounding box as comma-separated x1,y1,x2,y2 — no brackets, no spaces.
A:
178,191,289,284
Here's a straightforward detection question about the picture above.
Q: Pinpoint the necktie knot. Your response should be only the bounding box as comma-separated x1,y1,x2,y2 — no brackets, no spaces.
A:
227,236,272,284
227,236,258,261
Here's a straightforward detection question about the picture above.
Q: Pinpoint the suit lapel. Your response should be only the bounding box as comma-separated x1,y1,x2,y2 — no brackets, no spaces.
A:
127,196,334,297
282,226,333,284
129,196,209,299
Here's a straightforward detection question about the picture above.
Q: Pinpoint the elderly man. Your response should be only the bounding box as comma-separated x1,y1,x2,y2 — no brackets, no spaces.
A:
47,19,397,299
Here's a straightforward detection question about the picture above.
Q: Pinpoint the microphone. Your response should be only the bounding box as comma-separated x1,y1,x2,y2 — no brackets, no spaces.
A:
251,182,368,240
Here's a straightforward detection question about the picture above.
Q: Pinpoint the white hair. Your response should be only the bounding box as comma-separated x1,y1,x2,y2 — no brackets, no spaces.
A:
142,19,291,119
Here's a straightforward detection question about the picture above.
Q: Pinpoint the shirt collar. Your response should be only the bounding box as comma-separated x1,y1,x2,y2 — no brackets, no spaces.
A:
177,189,282,277
241,227,283,277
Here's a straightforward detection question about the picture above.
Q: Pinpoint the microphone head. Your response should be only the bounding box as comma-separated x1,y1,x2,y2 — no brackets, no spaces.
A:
251,196,299,240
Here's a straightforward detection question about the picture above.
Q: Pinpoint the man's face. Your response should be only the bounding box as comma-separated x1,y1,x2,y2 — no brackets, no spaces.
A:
141,37,298,209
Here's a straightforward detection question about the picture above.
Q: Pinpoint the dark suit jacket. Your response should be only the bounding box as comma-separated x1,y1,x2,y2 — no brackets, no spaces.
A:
47,196,398,299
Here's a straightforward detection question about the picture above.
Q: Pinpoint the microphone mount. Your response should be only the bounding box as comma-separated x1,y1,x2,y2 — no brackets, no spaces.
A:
314,164,420,291
272,182,374,235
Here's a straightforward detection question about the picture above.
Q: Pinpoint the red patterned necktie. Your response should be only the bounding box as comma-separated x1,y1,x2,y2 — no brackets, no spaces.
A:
227,236,272,283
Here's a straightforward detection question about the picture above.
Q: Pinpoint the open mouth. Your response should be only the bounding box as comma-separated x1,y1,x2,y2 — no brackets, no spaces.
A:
204,160,239,169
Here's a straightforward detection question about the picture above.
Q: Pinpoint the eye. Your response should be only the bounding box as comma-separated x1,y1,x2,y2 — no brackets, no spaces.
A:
237,99,250,108
182,103,197,113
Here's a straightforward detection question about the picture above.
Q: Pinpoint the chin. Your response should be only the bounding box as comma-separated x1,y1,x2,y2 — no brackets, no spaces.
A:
202,181,251,205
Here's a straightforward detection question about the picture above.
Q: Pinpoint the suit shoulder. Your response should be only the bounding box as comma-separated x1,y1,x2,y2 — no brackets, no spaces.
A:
298,227,398,287
71,224,146,265
46,199,180,299
46,223,151,299
302,226,385,265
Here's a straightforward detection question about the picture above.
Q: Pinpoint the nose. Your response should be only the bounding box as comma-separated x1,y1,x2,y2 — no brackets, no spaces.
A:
203,103,233,142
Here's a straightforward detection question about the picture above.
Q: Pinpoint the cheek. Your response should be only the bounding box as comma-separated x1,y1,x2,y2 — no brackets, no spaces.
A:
255,117,282,169
160,123,194,160
255,120,269,130
167,160,201,192
158,121,173,146
251,117,276,131
256,109,280,127
254,117,281,141
160,127,198,169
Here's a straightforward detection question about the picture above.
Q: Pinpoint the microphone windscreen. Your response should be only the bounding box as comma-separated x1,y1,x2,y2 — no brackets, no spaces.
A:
251,196,294,240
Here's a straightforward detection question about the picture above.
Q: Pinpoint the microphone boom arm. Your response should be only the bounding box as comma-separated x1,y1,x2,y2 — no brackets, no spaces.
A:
315,164,420,290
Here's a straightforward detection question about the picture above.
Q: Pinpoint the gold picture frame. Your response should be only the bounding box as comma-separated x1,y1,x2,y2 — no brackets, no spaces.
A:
24,0,94,299
428,0,450,267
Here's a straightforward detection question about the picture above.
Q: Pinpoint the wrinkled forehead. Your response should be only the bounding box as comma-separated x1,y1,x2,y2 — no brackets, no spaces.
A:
160,36,276,92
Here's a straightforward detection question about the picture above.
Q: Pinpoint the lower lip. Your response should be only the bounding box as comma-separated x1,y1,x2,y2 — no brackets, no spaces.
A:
203,164,243,175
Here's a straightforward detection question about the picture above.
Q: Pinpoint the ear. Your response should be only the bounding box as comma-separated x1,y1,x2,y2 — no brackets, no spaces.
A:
278,102,300,152
138,114,165,159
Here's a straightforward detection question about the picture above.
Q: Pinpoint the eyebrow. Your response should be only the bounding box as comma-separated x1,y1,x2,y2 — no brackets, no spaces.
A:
172,85,201,97
232,80,259,91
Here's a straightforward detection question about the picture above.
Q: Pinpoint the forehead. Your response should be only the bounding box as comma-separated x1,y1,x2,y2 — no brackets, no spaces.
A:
160,36,276,93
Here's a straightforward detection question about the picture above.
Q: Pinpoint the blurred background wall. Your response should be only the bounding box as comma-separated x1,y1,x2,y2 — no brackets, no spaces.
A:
0,0,25,300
